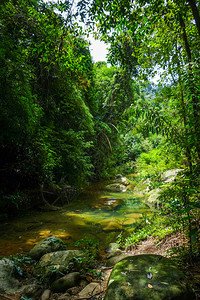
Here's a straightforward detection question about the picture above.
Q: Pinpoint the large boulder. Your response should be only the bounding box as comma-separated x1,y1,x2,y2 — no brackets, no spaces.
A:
0,258,21,293
105,254,194,300
29,236,67,260
34,250,84,278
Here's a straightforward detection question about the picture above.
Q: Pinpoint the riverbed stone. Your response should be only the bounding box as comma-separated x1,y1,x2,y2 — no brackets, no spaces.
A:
0,258,20,293
29,236,67,260
105,254,194,300
51,272,81,292
21,283,42,300
76,282,103,299
57,292,71,299
34,250,84,278
41,289,52,300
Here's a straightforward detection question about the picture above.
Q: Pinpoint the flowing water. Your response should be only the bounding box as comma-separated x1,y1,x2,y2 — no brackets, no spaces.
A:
0,178,150,256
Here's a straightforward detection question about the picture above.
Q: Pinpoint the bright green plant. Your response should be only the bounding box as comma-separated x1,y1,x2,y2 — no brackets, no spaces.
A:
159,167,200,257
66,238,100,273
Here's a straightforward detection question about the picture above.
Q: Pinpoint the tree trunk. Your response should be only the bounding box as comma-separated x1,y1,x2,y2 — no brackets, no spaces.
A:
179,13,200,159
188,0,200,37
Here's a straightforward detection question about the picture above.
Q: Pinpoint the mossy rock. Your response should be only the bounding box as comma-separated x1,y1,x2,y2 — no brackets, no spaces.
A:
29,236,67,260
105,254,194,300
0,258,20,293
34,250,84,278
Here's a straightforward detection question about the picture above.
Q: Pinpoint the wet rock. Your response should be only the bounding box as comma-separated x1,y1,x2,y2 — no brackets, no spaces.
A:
0,258,20,293
41,289,51,300
77,282,103,299
34,250,84,278
21,284,42,300
51,272,81,292
29,236,67,260
105,254,194,300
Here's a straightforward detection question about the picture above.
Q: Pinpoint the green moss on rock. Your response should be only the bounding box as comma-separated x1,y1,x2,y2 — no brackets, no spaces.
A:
105,254,194,300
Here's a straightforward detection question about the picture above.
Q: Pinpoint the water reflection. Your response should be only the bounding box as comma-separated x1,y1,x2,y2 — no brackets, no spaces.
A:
0,181,150,256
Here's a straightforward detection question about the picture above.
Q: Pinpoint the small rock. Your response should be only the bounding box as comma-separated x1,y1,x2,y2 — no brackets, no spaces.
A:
41,289,51,300
77,282,103,299
67,286,81,295
21,284,42,300
29,236,66,260
57,292,71,300
51,272,81,292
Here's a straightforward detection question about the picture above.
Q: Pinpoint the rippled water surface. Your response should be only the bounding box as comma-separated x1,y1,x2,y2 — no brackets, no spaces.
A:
0,179,151,256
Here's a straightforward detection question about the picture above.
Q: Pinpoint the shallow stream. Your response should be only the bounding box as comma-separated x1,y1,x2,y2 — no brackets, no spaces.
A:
0,178,150,256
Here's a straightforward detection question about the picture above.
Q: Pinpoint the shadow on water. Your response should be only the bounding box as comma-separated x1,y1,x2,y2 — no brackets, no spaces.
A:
0,180,151,256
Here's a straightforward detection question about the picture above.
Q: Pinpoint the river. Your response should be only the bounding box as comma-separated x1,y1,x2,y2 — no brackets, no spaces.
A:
0,177,150,256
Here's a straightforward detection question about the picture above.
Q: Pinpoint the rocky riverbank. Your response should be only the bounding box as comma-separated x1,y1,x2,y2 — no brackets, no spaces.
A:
0,234,198,300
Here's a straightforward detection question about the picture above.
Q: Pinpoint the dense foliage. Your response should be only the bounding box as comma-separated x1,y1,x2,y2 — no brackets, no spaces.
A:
0,0,140,214
0,0,199,264
76,0,200,257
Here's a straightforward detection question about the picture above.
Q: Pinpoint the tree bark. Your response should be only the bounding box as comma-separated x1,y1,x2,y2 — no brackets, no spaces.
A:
188,0,200,37
179,13,200,159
